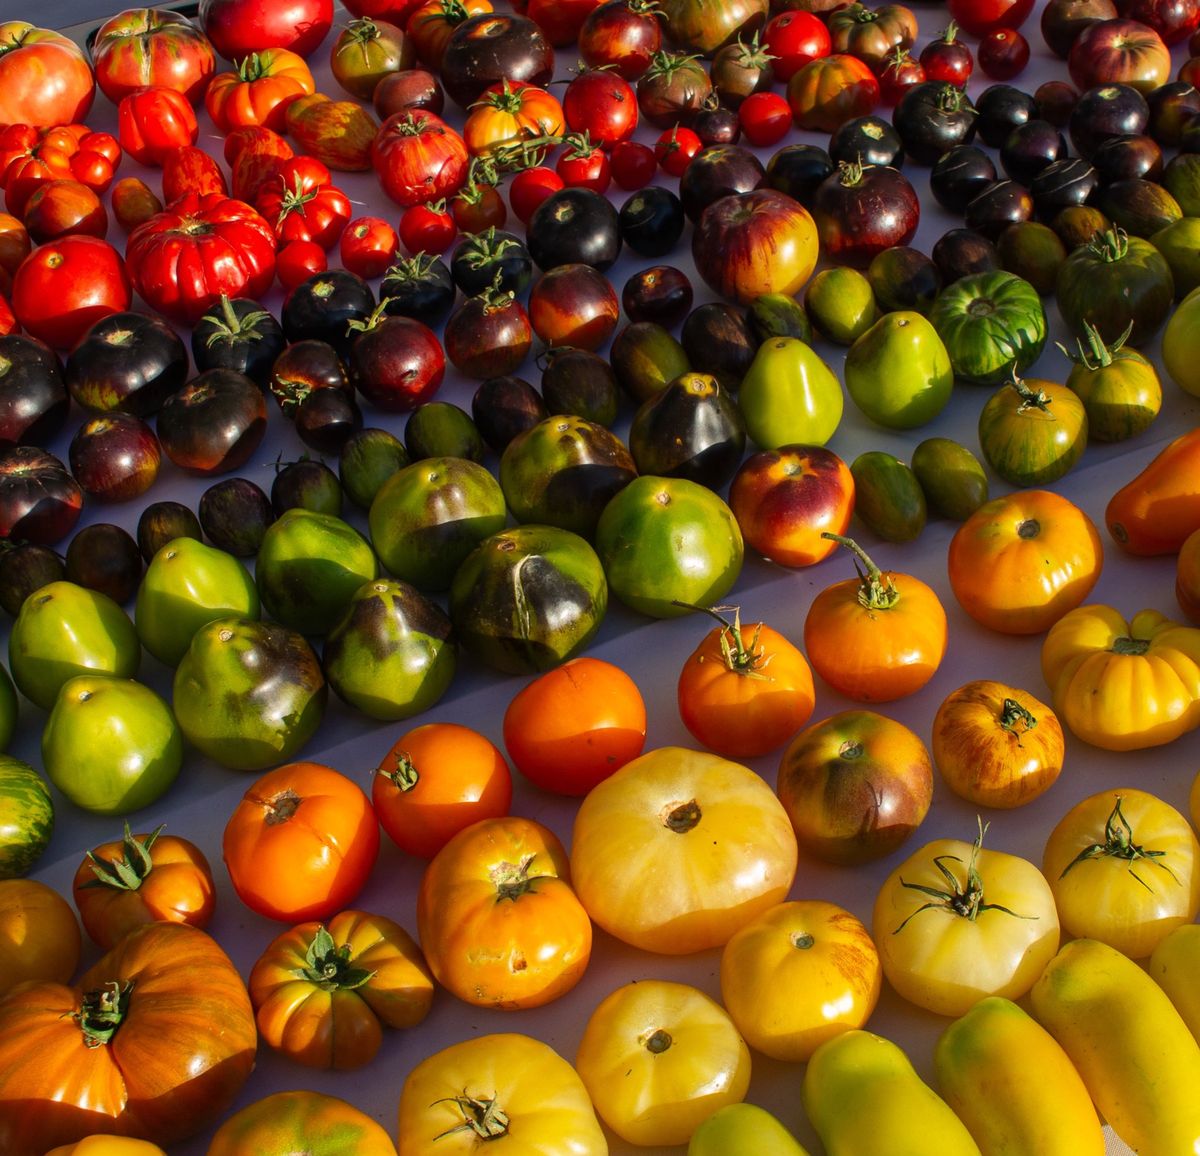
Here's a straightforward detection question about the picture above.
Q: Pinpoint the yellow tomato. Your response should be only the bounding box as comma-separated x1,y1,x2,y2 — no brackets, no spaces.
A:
1030,937,1200,1156
0,878,80,988
206,1090,397,1156
934,996,1104,1156
1191,767,1200,832
574,979,751,1147
45,1140,167,1156
570,746,798,954
872,825,1060,1017
802,1030,982,1156
1042,788,1200,959
396,1033,606,1156
688,1104,811,1156
1148,923,1200,1040
719,900,881,1062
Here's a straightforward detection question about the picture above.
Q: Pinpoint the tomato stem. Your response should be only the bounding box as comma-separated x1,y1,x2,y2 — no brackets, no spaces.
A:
1058,795,1178,892
433,1093,511,1140
296,925,376,990
677,602,770,677
381,751,420,792
664,799,702,833
76,981,133,1048
999,697,1037,744
489,852,550,900
643,1028,673,1053
821,533,900,611
83,822,163,892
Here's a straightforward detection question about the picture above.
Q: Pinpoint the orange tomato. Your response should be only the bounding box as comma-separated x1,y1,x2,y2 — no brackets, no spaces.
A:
676,606,815,758
503,656,646,795
416,815,592,1009
1177,527,1200,624
947,489,1103,635
207,1090,397,1156
44,1135,168,1154
204,49,316,132
931,680,1065,809
223,761,380,923
372,722,512,858
0,878,80,988
462,79,564,157
1106,425,1200,556
803,534,947,702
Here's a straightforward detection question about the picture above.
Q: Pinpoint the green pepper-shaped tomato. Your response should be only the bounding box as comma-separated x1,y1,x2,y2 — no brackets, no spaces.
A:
844,311,953,429
739,337,843,449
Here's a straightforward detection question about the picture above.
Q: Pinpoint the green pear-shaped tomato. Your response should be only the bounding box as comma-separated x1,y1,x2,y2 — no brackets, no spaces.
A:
368,456,507,592
0,663,15,752
804,266,877,344
845,312,954,429
42,675,182,816
595,476,744,619
9,581,140,710
739,337,844,449
322,578,456,720
173,617,327,771
255,509,378,636
449,525,607,674
135,538,259,666
0,754,54,877
911,438,989,521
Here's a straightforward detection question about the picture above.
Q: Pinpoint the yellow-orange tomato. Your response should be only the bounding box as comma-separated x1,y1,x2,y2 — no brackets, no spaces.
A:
947,489,1103,635
503,656,646,795
417,815,592,1009
0,878,80,988
462,79,564,157
207,1090,397,1156
204,49,315,132
803,535,947,702
677,606,815,759
45,1137,168,1155
931,680,1065,809
1176,526,1200,623
720,900,881,1062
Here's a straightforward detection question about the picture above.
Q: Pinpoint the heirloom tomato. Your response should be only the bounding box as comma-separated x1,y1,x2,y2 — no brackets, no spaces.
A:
1179,527,1200,622
1062,319,1161,442
948,0,1034,33
116,87,197,167
256,157,352,249
738,336,843,449
1043,788,1200,958
372,721,512,858
372,109,469,207
931,681,1065,809
44,1138,167,1155
1106,424,1200,555
90,8,216,105
407,0,494,67
0,754,53,879
161,145,226,202
676,606,814,759
0,877,80,988
204,48,316,131
417,816,591,1009
223,761,380,923
978,376,1087,487
764,11,830,81
0,24,95,130
787,54,880,133
207,1091,397,1156
397,1033,606,1156
0,922,256,1156
575,979,752,1147
330,17,414,100
947,489,1103,634
249,909,433,1069
570,746,798,954
1149,923,1200,1040
1068,17,1171,93
462,79,564,156
340,214,397,277
199,0,334,59
689,1104,810,1156
873,823,1061,1017
1040,604,1200,750
828,3,916,68
72,823,215,949
720,900,881,1062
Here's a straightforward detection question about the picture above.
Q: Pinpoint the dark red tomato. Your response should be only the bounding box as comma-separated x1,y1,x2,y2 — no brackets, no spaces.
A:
948,0,1035,35
451,183,507,232
562,69,639,145
444,284,532,378
0,295,16,337
979,28,1031,78
655,126,703,177
739,92,793,147
578,0,663,79
277,240,328,289
372,109,469,208
526,0,604,47
556,134,611,193
878,46,927,105
199,0,334,58
610,139,656,188
399,199,456,253
509,166,564,223
1128,0,1200,44
22,179,107,243
920,21,974,85
528,262,620,350
764,11,832,82
340,216,399,278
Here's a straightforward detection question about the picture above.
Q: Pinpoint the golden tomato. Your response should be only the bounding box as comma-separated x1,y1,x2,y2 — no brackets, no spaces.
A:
45,1139,167,1156
206,1090,397,1155
1148,923,1200,1040
0,877,80,988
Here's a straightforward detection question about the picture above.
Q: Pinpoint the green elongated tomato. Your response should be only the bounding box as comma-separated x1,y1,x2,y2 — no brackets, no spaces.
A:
1161,283,1200,398
688,1103,812,1156
803,1029,982,1156
738,336,843,448
1059,320,1161,443
910,438,988,521
0,755,53,878
0,662,13,752
805,266,876,345
934,996,1105,1156
977,376,1087,487
850,452,926,543
844,311,953,429
1030,937,1200,1156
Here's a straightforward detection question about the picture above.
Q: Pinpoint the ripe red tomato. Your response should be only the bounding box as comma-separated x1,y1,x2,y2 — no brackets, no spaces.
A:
372,109,469,207
117,86,199,167
256,159,352,249
276,239,328,288
764,10,832,82
451,182,507,232
90,8,217,105
609,139,656,188
398,199,456,253
199,0,334,59
655,125,703,177
555,133,611,192
947,0,1035,35
877,46,926,105
978,27,1031,78
0,23,96,129
739,92,793,147
920,21,974,85
562,69,639,145
340,215,398,277
509,165,564,222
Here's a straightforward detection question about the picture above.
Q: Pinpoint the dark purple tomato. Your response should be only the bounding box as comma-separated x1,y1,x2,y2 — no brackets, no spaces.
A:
893,81,978,164
448,228,533,297
0,335,68,449
380,253,457,327
618,186,685,258
932,228,1001,283
197,477,274,558
444,288,533,379
156,369,268,476
1034,79,1080,126
348,313,446,412
964,179,1036,240
929,145,998,212
0,447,83,546
439,13,554,108
281,270,376,358
65,311,188,417
295,386,363,455
999,120,1070,185
693,100,742,145
829,114,905,169
0,542,65,616
64,522,142,605
1090,133,1164,184
811,161,920,267
680,303,757,392
679,145,765,222
540,347,620,428
373,68,445,119
1068,83,1150,159
763,142,835,205
974,83,1038,147
271,458,343,517
528,187,622,271
1147,81,1200,146
137,500,201,562
472,375,548,450
191,296,285,387
68,412,161,502
1030,157,1099,219
267,341,349,419
622,265,694,328
1041,0,1119,58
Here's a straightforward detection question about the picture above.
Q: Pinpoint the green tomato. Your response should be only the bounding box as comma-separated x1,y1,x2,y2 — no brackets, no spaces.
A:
739,337,843,449
255,509,378,635
978,377,1088,487
844,311,953,429
689,1104,812,1156
0,754,54,878
911,438,989,522
9,581,140,710
42,675,182,816
1150,217,1200,300
135,538,259,667
1061,322,1162,442
1162,284,1200,398
595,476,744,619
850,452,927,543
804,267,876,345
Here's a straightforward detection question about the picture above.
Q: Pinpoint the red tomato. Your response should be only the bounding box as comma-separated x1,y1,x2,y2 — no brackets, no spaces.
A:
90,8,217,105
877,47,926,105
161,145,227,202
920,21,974,86
340,215,398,277
555,133,611,192
562,69,639,145
948,0,1035,35
204,48,316,131
398,199,456,253
609,139,656,188
372,109,469,207
0,23,96,130
739,92,793,147
276,238,328,288
0,293,17,336
509,165,564,223
978,27,1031,79
655,125,703,177
199,0,334,59
21,179,106,243
503,657,647,795
117,87,199,167
256,158,352,249
764,10,832,82
223,761,380,922
451,182,507,232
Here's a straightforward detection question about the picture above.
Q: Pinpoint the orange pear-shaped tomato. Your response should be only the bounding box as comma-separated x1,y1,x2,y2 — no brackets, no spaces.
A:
1106,426,1200,555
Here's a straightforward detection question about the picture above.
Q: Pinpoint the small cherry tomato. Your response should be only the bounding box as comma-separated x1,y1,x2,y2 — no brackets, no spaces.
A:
655,125,703,177
339,215,398,278
764,10,832,82
609,139,656,189
978,27,1031,80
508,165,563,223
276,238,328,289
399,198,456,254
555,132,611,193
738,91,793,147
451,181,507,233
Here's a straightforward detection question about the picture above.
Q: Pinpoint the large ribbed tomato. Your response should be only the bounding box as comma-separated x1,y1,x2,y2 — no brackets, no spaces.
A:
0,23,95,129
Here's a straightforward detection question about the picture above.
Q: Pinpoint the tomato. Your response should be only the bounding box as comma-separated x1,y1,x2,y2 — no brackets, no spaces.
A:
948,0,1034,35
1148,923,1200,1040
575,979,752,1146
1182,527,1200,622
44,1138,168,1156
503,657,645,795
873,823,1061,1017
764,10,830,81
0,23,95,130
920,21,973,85
222,761,380,922
71,824,215,950
509,164,563,222
655,125,703,177
1030,938,1200,1156
947,489,1103,635
22,178,106,242
610,138,656,188
0,922,256,1156
407,0,494,68
570,746,798,954
738,92,792,147
979,27,1031,78
676,606,814,759
787,54,880,133
1069,17,1171,92
828,3,917,69
373,109,469,207
1041,605,1200,750
555,133,611,193
803,534,947,702
397,1033,606,1156
256,159,352,249
720,900,880,1063
877,46,926,105
417,815,591,1008
462,79,563,157
90,8,216,105
371,722,511,858
116,87,198,168
0,877,80,988
207,1090,398,1156
689,1103,810,1156
249,909,433,1069
199,0,334,59
204,48,316,130
450,179,507,232
934,997,1104,1156
0,753,52,878
330,17,414,100
275,238,327,288
161,146,226,203
931,681,1065,809
978,376,1088,488
0,211,29,275
1042,788,1200,959
563,68,638,145
1106,424,1200,555
9,235,130,349
340,214,398,277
